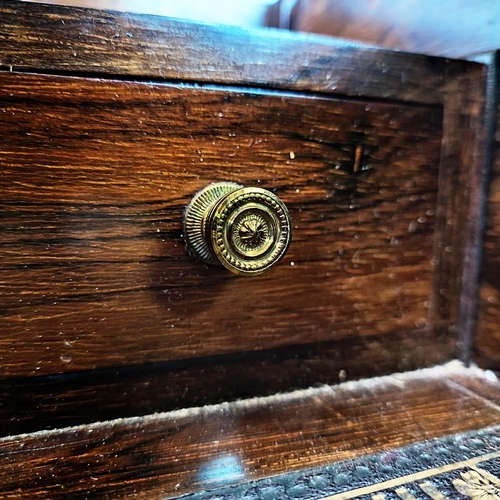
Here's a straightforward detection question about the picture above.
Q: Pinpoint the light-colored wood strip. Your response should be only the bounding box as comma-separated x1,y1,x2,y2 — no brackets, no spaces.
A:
418,481,448,500
395,487,418,500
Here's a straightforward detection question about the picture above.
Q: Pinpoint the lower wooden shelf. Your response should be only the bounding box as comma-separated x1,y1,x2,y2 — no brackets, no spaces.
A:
1,362,499,499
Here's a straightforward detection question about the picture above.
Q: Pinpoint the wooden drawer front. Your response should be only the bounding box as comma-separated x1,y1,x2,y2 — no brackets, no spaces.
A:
0,72,443,378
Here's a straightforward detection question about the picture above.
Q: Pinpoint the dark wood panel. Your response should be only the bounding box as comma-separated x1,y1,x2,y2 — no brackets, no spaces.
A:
438,68,491,364
0,3,490,441
476,52,500,370
0,0,481,105
0,72,444,378
0,330,455,437
0,366,498,499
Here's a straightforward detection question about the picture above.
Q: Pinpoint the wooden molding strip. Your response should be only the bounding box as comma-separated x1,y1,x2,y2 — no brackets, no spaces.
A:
0,0,480,105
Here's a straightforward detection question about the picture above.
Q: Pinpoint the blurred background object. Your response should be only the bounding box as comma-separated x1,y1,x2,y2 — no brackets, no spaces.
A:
291,0,500,58
21,0,284,29
22,0,500,57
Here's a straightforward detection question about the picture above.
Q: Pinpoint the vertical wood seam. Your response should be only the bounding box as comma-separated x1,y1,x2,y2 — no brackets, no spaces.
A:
458,54,498,364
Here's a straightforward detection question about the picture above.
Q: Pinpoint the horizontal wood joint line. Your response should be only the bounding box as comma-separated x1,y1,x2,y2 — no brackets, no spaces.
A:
0,68,444,109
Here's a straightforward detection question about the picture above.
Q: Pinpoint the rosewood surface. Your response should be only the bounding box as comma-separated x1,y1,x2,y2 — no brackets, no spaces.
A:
0,71,444,378
0,1,490,436
0,0,480,105
0,365,498,499
0,330,454,437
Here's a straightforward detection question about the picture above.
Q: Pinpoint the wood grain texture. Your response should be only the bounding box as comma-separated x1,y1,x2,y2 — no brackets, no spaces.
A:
0,330,455,437
0,365,498,499
0,1,490,437
447,369,500,407
0,0,481,105
0,71,443,378
476,52,500,370
437,68,490,363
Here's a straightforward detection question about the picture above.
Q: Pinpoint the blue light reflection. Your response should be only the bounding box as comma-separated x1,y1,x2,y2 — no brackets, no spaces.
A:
197,454,246,486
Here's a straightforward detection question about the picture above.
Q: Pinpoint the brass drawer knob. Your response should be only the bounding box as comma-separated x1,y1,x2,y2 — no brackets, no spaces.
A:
183,182,292,276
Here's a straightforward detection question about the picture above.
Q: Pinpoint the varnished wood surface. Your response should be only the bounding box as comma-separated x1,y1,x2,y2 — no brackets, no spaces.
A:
448,369,500,407
441,69,491,364
476,52,500,370
0,331,455,437
0,1,491,438
0,365,498,499
0,71,445,378
0,0,482,105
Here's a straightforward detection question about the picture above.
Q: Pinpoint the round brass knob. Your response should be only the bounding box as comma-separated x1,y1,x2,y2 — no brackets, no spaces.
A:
183,182,292,276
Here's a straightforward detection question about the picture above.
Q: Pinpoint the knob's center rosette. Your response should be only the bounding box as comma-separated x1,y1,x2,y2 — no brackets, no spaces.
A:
183,183,292,276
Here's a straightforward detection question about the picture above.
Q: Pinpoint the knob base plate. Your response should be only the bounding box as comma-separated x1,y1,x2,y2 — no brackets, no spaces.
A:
183,182,242,265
